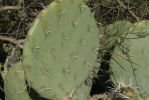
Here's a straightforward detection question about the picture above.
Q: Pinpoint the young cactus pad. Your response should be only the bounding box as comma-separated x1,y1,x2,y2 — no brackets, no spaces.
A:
4,63,31,100
23,0,99,99
110,21,149,96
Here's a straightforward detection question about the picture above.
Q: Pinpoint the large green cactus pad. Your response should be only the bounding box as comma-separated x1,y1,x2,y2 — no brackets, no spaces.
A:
110,21,149,96
23,0,99,99
4,63,31,100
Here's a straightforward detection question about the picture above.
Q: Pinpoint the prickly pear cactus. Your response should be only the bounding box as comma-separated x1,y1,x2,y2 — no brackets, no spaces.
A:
23,0,99,99
4,63,31,100
110,20,149,98
98,20,132,51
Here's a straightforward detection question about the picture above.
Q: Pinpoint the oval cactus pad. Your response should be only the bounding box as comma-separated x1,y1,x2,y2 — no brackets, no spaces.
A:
23,0,99,99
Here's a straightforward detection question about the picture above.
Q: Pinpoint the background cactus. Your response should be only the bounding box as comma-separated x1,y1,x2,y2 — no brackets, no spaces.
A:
110,20,149,99
98,20,133,52
22,0,99,99
4,63,31,100
90,21,133,95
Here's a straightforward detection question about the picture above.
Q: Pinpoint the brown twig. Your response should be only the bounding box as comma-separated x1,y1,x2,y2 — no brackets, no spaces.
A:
0,6,21,11
0,35,24,49
116,0,140,21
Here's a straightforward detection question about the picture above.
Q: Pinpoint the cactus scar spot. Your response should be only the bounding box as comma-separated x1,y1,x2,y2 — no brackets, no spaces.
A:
80,38,86,46
84,61,92,69
64,89,75,100
87,25,93,32
63,68,70,74
32,46,40,56
39,86,52,93
49,48,57,58
61,33,69,40
15,70,25,79
79,2,87,11
92,46,99,55
72,20,78,27
72,56,79,62
44,28,52,38
41,68,49,76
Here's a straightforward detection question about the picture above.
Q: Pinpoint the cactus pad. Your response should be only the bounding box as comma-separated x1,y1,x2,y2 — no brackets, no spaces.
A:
98,20,132,50
110,21,149,97
23,0,99,99
4,63,31,100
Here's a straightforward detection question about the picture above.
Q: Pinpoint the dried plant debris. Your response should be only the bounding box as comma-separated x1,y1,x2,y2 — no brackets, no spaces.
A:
87,0,149,26
0,0,53,38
